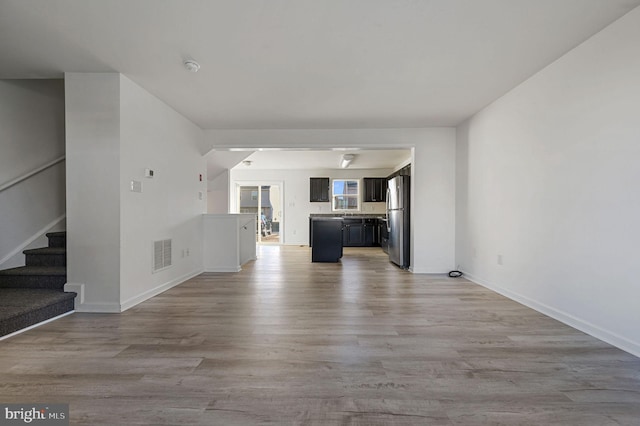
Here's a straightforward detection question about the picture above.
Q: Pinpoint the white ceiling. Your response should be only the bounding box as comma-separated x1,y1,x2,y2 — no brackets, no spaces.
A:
240,149,410,170
1,0,638,170
204,149,411,177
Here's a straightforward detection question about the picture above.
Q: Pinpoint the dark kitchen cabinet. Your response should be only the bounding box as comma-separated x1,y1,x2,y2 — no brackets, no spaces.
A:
343,218,378,247
310,177,330,202
342,219,364,246
310,218,343,262
363,178,387,202
363,219,376,246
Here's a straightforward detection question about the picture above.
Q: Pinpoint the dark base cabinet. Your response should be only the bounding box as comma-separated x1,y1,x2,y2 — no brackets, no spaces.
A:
342,220,359,246
310,216,386,252
311,219,343,262
364,220,376,246
343,218,378,247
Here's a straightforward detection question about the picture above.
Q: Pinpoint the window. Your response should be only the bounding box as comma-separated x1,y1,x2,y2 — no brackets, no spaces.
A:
332,179,360,211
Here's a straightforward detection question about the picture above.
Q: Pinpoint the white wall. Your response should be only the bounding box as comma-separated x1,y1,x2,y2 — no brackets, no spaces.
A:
0,80,66,268
411,131,457,273
456,8,640,356
66,73,206,312
207,170,229,214
65,73,122,311
205,128,448,151
203,214,256,272
0,80,65,183
119,75,207,309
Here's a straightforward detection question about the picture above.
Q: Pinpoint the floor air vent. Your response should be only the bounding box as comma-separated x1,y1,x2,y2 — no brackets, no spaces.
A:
153,239,172,272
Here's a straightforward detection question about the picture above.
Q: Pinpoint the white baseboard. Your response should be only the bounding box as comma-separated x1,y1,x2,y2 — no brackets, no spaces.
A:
0,311,74,341
73,302,121,313
409,267,449,274
462,271,640,359
119,268,204,312
66,269,204,313
204,266,242,272
64,282,84,305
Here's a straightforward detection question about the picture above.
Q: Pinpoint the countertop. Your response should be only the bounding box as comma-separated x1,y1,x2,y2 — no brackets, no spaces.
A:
310,213,386,219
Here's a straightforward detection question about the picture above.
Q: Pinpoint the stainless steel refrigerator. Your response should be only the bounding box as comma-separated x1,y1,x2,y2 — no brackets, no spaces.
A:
386,175,410,269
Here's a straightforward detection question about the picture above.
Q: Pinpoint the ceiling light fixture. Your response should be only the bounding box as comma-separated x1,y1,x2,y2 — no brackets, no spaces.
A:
183,59,201,73
340,154,355,169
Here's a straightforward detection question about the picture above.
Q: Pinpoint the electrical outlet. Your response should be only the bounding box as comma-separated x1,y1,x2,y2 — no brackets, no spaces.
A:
497,254,503,265
186,248,190,257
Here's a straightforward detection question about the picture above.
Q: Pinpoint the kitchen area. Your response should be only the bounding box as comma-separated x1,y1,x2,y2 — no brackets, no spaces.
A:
226,141,455,275
309,167,410,269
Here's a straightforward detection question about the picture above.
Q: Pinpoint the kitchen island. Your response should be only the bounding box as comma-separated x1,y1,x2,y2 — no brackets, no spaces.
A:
309,214,388,262
309,217,344,262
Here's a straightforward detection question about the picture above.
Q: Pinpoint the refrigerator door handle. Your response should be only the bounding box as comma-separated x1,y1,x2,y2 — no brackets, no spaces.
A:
386,187,391,232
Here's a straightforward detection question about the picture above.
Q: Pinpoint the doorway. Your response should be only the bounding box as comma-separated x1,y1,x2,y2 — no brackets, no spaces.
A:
236,183,282,244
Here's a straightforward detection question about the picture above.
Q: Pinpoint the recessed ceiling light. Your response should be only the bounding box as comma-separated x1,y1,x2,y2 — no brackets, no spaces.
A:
183,59,200,73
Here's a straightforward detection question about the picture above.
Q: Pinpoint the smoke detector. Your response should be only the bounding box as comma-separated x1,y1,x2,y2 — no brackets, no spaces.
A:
183,59,201,73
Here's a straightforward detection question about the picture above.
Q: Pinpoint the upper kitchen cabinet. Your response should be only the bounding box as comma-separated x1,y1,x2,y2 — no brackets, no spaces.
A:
363,177,387,202
310,177,330,202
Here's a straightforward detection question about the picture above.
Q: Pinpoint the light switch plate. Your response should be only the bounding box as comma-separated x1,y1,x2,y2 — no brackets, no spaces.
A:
131,180,143,193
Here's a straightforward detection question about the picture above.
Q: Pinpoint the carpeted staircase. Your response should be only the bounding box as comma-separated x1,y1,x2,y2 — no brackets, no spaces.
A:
0,232,76,337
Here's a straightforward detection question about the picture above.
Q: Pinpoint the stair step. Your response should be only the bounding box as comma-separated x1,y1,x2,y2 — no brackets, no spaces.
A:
46,231,66,248
0,288,76,337
0,266,67,290
0,266,66,276
0,232,70,335
23,247,66,267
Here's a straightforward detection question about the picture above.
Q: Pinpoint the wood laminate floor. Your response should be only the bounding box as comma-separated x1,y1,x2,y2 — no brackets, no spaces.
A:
1,245,639,425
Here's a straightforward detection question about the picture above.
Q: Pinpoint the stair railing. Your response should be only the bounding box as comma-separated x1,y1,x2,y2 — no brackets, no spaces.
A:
0,155,65,194
0,155,66,268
